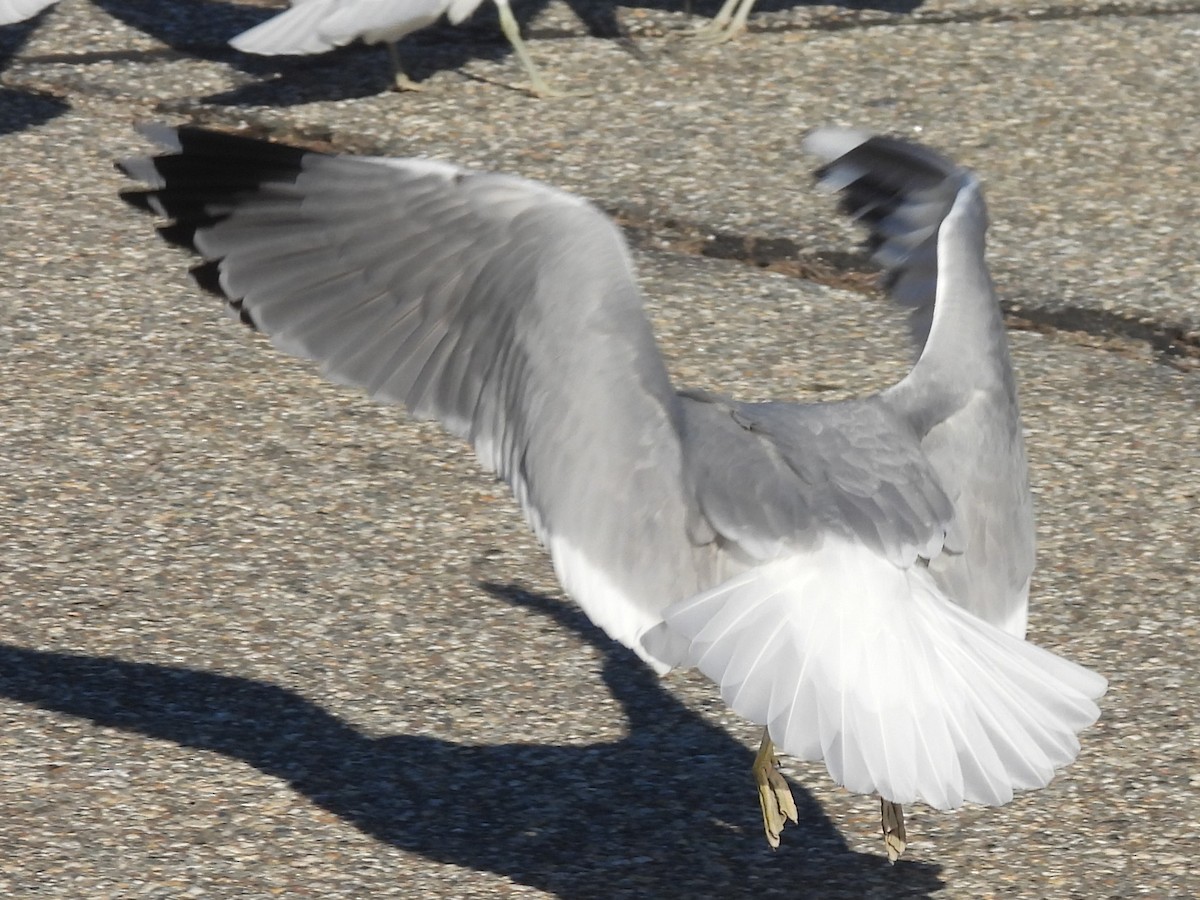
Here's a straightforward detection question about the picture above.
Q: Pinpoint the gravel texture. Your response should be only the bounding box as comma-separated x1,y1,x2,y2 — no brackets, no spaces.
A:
1,1,1198,897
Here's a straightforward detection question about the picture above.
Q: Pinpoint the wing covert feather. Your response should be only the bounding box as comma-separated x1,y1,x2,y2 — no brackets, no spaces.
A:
679,391,955,567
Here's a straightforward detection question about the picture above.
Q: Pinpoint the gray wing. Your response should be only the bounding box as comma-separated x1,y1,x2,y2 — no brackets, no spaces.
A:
672,130,1005,580
0,0,56,25
803,127,1034,636
678,390,955,569
118,124,704,668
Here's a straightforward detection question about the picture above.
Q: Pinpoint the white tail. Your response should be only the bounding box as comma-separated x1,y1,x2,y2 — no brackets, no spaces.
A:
664,536,1106,809
231,0,362,55
230,0,449,55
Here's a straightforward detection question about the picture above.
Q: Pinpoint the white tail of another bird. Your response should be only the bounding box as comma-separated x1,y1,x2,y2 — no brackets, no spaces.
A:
0,0,56,26
665,536,1106,809
230,0,449,55
231,0,347,54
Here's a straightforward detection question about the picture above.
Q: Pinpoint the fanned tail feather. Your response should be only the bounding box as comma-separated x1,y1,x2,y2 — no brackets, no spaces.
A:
664,537,1105,809
231,0,353,55
230,0,448,55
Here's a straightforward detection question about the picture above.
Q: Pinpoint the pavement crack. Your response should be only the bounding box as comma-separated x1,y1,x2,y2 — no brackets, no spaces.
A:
1004,305,1199,371
613,206,878,292
125,114,1200,374
614,207,1200,371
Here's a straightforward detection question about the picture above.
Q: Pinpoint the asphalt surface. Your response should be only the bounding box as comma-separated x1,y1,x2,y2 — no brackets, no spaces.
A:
1,1,1198,897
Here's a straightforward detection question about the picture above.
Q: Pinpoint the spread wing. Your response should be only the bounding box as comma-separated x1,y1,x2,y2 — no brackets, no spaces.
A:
118,124,705,668
805,127,1035,635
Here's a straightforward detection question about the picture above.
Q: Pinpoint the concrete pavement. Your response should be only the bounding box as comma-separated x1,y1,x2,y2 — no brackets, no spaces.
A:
1,1,1197,896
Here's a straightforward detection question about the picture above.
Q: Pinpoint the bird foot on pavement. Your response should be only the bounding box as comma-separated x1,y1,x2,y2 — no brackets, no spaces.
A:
881,798,908,863
390,73,426,92
689,21,745,44
753,729,798,849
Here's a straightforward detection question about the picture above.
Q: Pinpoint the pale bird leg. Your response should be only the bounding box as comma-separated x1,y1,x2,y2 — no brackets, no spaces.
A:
752,727,798,849
493,0,557,97
692,0,757,43
386,42,425,92
881,798,907,863
721,0,757,40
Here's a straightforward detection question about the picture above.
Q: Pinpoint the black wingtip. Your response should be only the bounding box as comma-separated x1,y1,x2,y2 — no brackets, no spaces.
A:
186,262,258,330
117,124,318,222
189,260,225,298
118,186,156,213
118,124,322,332
802,126,985,355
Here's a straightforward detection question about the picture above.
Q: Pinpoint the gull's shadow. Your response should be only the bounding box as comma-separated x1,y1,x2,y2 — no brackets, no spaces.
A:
0,17,65,140
0,584,943,897
0,85,68,134
199,0,927,106
89,0,270,57
0,5,51,70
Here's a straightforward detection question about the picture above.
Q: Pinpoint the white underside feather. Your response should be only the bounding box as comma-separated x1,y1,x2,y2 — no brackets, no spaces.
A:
664,536,1106,809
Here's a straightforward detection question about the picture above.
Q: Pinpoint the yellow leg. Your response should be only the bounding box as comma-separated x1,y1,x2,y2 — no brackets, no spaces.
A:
386,42,424,92
881,798,907,863
752,728,798,849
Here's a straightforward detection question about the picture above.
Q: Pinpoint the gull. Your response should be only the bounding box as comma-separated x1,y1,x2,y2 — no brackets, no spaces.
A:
229,0,554,96
117,124,1107,858
0,0,56,26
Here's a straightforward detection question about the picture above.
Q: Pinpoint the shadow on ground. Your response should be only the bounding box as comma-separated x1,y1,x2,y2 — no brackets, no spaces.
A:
0,86,68,134
0,584,942,898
